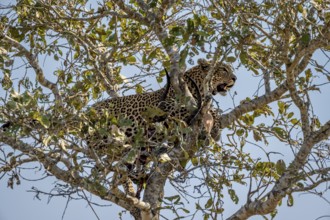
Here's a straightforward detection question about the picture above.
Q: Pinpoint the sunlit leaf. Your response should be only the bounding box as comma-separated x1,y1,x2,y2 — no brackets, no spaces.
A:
228,189,239,204
136,84,144,94
272,127,287,139
159,153,171,163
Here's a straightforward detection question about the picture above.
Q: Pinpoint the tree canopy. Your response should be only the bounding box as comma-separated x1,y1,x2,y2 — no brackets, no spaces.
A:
1,0,330,220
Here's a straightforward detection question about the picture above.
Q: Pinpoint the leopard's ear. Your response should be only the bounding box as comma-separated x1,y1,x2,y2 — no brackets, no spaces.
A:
197,59,210,71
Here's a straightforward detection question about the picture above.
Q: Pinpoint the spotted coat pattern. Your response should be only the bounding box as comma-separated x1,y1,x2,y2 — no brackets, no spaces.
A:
86,59,236,156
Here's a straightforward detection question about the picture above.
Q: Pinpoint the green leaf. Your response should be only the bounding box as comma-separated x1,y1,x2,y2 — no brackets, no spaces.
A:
180,46,189,66
135,84,144,94
301,33,310,45
9,27,23,42
164,195,180,202
226,56,236,63
290,118,299,125
54,54,59,61
148,49,157,61
253,130,262,142
211,12,221,19
287,112,294,119
195,203,202,210
239,52,248,64
277,101,286,114
205,198,213,208
325,12,330,22
9,156,16,165
250,67,259,75
191,157,199,166
1,73,13,90
123,149,138,164
118,117,133,127
204,213,210,220
305,68,312,82
186,18,194,33
228,189,239,204
164,36,175,46
156,76,163,83
242,114,254,126
148,0,157,8
272,127,287,139
127,56,136,64
141,106,167,123
180,208,190,214
105,2,113,8
108,33,117,42
74,52,80,59
287,193,294,207
297,4,304,13
170,26,183,36
39,115,51,128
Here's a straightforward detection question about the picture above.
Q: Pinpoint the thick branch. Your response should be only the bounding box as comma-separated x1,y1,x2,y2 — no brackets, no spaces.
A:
111,187,151,211
286,67,311,138
219,82,288,129
152,25,182,92
142,150,178,218
142,122,203,219
292,120,330,169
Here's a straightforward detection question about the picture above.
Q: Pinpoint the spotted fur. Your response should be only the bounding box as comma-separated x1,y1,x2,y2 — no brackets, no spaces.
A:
86,59,236,158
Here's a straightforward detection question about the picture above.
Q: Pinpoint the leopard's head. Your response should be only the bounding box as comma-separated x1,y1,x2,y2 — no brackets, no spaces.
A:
197,59,236,96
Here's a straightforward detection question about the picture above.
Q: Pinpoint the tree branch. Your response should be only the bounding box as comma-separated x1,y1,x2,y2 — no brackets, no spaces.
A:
0,133,142,213
219,25,330,129
292,177,330,193
219,82,288,129
227,120,330,219
113,0,149,25
1,35,62,104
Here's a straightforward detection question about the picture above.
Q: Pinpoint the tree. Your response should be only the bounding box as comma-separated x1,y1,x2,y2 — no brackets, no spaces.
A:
1,0,330,219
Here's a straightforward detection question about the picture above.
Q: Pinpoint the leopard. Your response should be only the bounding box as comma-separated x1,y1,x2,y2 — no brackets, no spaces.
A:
0,58,236,162
208,108,223,141
86,58,237,161
0,58,236,199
